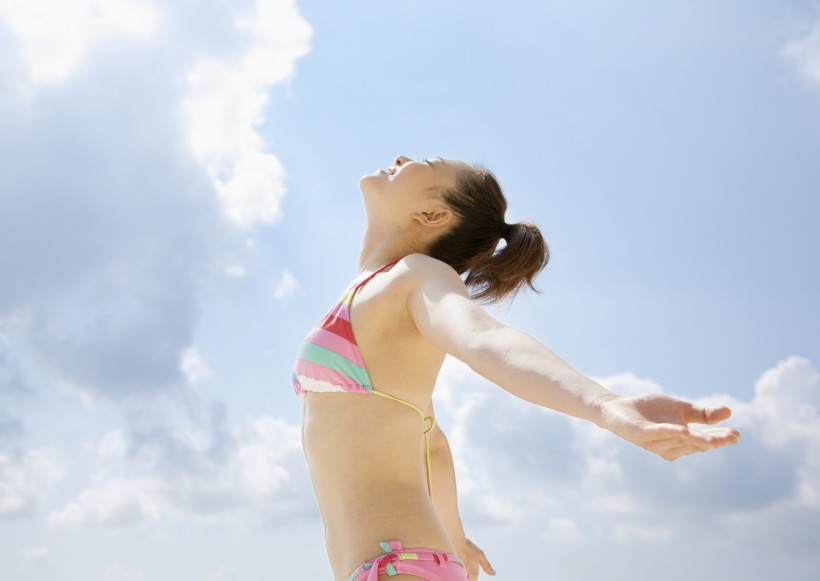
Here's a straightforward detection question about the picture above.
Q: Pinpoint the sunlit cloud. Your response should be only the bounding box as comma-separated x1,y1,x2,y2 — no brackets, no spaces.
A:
0,0,312,404
0,0,159,85
179,346,212,385
0,449,64,517
49,403,314,528
184,0,312,228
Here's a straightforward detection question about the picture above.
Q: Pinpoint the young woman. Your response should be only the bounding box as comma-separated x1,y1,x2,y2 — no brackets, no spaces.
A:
292,155,740,581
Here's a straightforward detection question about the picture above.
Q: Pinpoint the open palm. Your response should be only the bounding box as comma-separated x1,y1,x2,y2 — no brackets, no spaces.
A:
599,393,740,460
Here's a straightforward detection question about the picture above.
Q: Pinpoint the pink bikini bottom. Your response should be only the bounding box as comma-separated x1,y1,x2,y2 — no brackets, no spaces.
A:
347,539,469,581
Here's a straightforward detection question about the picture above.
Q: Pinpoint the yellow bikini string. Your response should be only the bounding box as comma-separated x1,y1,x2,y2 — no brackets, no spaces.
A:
370,388,436,501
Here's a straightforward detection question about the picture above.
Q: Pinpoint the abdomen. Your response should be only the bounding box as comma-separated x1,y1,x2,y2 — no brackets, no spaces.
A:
301,391,454,579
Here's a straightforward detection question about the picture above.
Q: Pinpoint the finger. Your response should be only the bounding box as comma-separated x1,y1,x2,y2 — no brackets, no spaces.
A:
700,427,741,447
687,427,740,448
649,426,740,448
658,444,705,461
656,430,741,459
647,435,711,456
645,432,723,458
659,437,734,459
646,427,738,452
480,553,496,576
687,403,732,425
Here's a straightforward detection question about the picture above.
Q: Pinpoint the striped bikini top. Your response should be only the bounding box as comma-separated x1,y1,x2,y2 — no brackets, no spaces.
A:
292,257,437,499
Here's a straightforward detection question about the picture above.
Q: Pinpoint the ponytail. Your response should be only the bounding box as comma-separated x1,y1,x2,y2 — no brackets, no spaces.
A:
426,167,550,304
466,221,549,304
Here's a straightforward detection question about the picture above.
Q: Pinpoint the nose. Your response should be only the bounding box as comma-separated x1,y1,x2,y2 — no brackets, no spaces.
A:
394,154,412,167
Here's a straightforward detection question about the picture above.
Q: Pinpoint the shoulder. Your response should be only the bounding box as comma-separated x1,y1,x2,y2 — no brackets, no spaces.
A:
393,253,468,295
384,253,472,311
395,255,496,357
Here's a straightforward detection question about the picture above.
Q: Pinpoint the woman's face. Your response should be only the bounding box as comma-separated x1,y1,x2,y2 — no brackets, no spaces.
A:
359,155,473,225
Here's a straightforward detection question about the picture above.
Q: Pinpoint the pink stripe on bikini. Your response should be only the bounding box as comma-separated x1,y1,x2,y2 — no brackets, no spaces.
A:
308,327,365,367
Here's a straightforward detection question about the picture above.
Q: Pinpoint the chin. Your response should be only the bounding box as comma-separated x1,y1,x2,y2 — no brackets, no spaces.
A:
358,172,384,195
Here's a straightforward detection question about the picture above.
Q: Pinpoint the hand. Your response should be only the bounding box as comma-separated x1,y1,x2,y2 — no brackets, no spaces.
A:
598,393,740,461
453,537,495,580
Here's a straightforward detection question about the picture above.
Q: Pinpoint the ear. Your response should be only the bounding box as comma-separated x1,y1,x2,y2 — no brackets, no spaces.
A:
412,208,453,229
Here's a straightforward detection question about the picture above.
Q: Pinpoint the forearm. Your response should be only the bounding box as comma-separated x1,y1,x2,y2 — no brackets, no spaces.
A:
429,431,466,546
465,326,617,426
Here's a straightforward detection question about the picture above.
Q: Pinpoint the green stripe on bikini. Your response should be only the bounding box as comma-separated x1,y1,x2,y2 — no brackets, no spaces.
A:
298,342,370,385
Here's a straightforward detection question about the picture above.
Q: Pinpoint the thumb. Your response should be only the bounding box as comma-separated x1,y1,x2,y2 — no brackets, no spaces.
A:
688,403,732,425
480,554,496,576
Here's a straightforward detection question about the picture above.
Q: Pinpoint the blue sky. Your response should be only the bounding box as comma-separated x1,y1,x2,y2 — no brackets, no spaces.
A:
1,1,818,580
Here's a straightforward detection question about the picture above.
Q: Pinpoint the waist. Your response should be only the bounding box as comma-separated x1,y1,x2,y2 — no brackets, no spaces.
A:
302,392,428,486
302,394,450,577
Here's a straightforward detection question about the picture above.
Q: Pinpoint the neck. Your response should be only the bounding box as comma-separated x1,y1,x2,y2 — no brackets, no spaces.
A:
358,226,424,274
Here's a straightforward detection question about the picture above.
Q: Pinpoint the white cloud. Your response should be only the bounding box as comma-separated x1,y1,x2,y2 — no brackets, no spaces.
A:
184,0,312,228
0,0,312,404
180,346,213,385
49,478,162,528
0,449,64,517
49,402,315,528
437,355,820,559
273,270,299,300
590,371,663,396
753,355,820,421
784,15,820,87
0,0,159,85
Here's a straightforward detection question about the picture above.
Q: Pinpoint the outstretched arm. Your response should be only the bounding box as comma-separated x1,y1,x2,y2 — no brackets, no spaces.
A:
406,256,740,460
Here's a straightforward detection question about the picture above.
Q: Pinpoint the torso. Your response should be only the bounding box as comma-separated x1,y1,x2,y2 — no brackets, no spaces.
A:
299,258,455,580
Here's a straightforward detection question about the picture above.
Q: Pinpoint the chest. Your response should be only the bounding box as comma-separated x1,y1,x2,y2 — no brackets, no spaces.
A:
348,278,443,390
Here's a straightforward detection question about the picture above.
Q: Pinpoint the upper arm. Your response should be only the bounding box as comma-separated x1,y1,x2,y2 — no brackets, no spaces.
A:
403,254,508,366
401,256,602,423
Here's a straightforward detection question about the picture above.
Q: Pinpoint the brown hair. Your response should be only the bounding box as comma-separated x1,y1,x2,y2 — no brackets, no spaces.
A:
426,166,549,304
